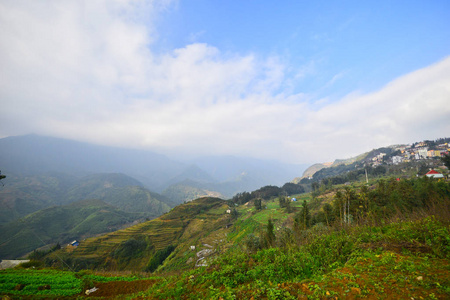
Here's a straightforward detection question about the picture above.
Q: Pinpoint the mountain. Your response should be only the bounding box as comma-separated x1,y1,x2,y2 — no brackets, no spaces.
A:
191,155,307,186
0,134,184,190
0,135,308,201
0,172,172,225
162,179,224,204
293,138,449,186
0,199,144,259
64,173,173,214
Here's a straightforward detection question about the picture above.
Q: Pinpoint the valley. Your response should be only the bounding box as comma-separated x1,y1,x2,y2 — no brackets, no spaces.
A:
0,136,449,299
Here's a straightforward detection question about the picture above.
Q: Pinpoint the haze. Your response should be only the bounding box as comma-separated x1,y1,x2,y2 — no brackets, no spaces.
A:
1,0,449,164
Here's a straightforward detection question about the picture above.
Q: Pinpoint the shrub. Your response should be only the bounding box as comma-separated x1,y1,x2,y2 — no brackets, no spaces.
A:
146,245,175,272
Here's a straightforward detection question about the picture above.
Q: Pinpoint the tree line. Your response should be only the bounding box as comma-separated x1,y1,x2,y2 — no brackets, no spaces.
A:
231,183,305,205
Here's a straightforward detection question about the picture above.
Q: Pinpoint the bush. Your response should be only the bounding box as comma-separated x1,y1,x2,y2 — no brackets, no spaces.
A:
112,238,149,260
146,245,175,272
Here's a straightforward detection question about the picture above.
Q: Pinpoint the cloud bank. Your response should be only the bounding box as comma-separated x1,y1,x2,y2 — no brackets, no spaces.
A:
1,1,449,164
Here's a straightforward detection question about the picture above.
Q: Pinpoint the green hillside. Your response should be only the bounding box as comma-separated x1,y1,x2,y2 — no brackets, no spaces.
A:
2,139,449,298
6,175,449,299
45,197,231,271
0,199,145,259
0,173,76,225
0,173,172,225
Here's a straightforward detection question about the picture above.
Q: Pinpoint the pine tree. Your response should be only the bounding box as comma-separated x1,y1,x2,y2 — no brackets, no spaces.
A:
300,200,311,229
265,219,276,248
254,198,262,210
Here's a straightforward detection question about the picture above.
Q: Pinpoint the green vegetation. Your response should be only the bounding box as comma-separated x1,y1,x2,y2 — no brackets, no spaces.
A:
0,199,144,259
0,269,82,296
146,245,176,272
0,172,172,226
0,268,160,297
135,215,450,299
41,197,231,272
2,169,449,299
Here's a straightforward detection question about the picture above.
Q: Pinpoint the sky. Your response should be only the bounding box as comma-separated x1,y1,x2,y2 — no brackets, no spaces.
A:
0,0,449,164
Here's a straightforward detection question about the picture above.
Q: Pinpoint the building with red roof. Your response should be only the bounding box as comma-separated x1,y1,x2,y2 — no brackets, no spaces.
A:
425,169,444,178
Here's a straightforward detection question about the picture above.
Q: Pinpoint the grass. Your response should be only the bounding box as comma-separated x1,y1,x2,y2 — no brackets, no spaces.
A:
129,215,450,299
3,214,449,299
12,178,449,299
0,269,83,297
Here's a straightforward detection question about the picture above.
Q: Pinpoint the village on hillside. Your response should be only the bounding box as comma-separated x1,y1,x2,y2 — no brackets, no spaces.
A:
371,141,449,167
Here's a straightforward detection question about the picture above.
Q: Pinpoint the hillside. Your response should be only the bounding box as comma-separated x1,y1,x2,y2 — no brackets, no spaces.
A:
0,173,172,225
10,174,450,299
0,199,145,259
161,180,224,204
1,137,449,298
47,197,232,271
294,138,449,185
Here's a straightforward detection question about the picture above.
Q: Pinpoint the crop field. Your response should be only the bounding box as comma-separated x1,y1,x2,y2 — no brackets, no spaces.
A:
0,268,160,297
0,269,82,296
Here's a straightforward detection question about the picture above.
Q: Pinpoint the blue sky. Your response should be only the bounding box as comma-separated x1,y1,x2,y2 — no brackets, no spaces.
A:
0,0,449,164
156,1,450,98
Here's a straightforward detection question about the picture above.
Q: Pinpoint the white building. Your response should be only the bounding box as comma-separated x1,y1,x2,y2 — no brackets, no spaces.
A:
392,156,403,165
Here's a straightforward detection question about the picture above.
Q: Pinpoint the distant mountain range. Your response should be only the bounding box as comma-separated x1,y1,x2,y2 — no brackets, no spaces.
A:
0,134,307,201
0,172,172,225
0,134,306,259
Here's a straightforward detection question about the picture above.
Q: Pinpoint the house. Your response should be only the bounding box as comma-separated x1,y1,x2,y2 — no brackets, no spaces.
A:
226,209,231,214
392,156,403,165
70,240,79,247
418,148,428,159
425,170,444,179
190,246,196,251
291,198,297,202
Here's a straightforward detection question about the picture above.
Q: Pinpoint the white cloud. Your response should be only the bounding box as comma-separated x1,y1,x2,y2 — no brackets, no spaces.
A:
1,1,449,164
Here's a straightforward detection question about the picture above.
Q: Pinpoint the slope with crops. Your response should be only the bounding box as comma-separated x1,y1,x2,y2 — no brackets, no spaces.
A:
2,175,450,299
43,197,233,272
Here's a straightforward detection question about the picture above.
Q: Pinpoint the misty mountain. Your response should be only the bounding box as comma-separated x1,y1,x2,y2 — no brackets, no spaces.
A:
64,173,173,214
0,172,172,225
161,179,224,204
0,134,184,190
191,155,306,184
0,135,308,199
159,164,218,190
0,199,145,259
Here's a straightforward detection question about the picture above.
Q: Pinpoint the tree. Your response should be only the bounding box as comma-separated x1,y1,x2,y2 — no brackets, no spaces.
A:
284,197,292,213
278,196,292,212
0,170,5,186
254,198,262,210
357,185,370,220
323,203,334,226
281,182,305,195
343,186,356,224
333,190,344,223
441,153,450,169
264,219,276,248
230,208,239,219
296,200,310,230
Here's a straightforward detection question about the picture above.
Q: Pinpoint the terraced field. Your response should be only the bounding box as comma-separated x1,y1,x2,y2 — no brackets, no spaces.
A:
49,197,232,272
